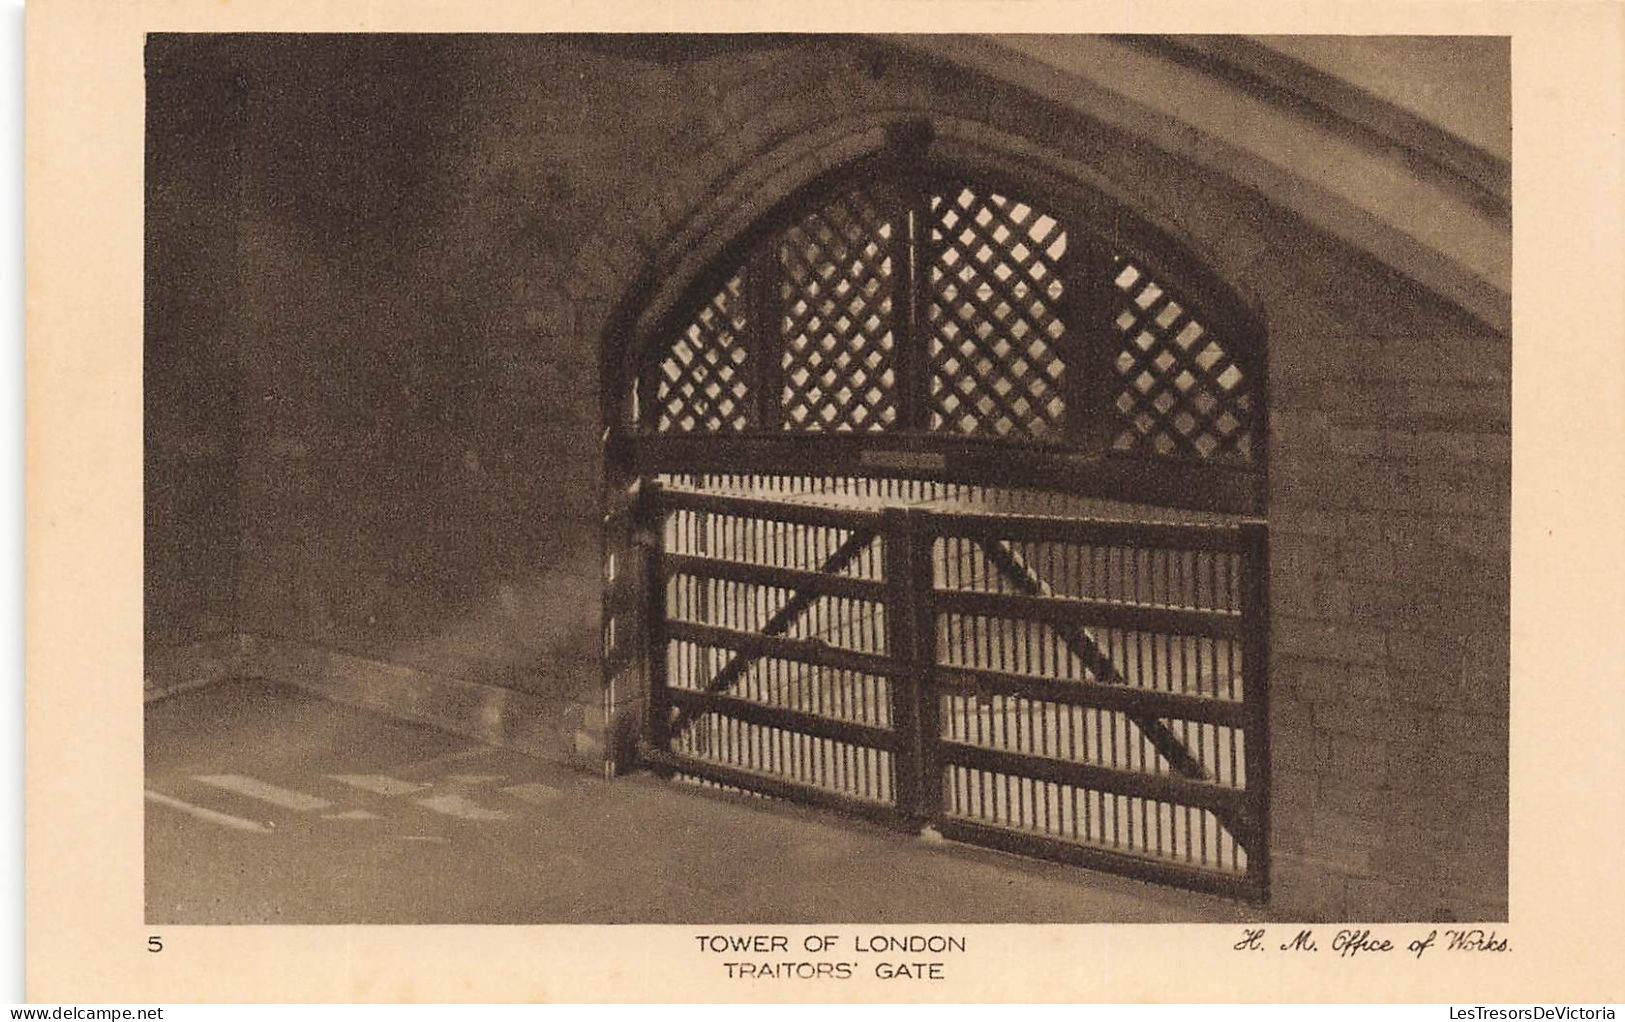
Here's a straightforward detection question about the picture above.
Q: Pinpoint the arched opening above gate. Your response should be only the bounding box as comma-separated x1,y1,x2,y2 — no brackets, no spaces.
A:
620,134,1268,515
610,128,1275,897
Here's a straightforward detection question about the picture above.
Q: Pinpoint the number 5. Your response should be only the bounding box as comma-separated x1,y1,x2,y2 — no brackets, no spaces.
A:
147,936,162,953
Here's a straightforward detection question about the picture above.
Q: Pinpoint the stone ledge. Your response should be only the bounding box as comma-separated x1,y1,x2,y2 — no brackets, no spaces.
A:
145,632,628,774
235,635,595,771
144,635,247,702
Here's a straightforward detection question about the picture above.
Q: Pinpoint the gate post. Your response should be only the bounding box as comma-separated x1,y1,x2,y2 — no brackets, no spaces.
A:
1240,520,1271,900
884,506,939,826
639,480,673,775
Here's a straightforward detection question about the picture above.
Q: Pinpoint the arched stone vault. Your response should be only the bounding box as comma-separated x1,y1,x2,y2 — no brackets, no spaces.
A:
580,35,1508,921
573,34,1508,391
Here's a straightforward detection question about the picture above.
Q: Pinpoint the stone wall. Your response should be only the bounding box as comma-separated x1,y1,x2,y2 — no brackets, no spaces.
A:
1261,231,1510,921
144,38,247,697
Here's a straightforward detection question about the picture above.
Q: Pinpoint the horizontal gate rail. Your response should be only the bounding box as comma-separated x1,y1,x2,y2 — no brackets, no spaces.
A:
642,749,904,827
933,665,1249,726
664,687,899,750
930,819,1261,902
654,487,887,530
925,509,1256,552
663,552,888,601
971,537,1219,785
930,588,1245,638
665,620,895,678
939,740,1251,815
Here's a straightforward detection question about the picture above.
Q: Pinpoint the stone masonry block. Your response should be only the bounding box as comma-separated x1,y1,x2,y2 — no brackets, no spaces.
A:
1276,619,1388,665
1288,659,1392,706
1343,875,1465,922
1270,723,1329,773
1269,853,1349,920
1316,774,1392,820
1312,698,1412,742
1309,810,1385,876
1327,733,1389,781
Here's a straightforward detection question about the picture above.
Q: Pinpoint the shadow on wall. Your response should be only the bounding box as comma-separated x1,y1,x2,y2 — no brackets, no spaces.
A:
369,534,606,701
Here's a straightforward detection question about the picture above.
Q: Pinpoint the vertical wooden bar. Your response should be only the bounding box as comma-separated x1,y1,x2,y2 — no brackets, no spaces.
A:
886,507,943,824
1065,218,1124,455
900,179,934,431
883,507,940,823
876,118,936,435
910,511,942,823
1239,520,1271,901
883,508,920,819
637,324,667,436
743,244,779,432
641,481,673,774
1247,314,1270,515
601,489,639,778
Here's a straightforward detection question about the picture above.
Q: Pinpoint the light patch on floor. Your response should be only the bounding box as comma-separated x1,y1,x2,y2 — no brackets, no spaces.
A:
147,680,1251,924
146,790,273,833
414,793,509,821
323,809,379,820
398,744,491,773
500,782,563,805
194,774,333,812
329,774,431,797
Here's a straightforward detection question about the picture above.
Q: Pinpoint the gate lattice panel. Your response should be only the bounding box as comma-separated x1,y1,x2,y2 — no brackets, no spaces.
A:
926,185,1070,440
655,274,751,434
640,480,1270,901
1108,256,1257,462
647,490,901,817
921,512,1267,896
777,186,904,432
636,174,1265,499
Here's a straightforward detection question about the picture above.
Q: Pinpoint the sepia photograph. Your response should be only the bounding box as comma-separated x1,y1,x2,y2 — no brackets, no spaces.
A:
140,32,1513,928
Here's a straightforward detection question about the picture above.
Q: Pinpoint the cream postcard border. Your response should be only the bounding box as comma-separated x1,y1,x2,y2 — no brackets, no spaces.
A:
24,0,1625,1003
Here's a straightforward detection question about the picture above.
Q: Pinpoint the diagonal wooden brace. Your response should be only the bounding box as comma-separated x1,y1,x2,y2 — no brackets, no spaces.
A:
974,538,1255,854
668,527,878,736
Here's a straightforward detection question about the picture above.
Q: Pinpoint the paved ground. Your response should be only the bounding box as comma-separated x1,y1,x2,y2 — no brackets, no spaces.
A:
145,680,1250,924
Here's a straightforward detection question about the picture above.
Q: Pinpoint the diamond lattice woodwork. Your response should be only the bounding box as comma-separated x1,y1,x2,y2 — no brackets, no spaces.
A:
643,173,1262,477
925,185,1069,440
776,188,901,432
654,274,750,434
1107,257,1255,461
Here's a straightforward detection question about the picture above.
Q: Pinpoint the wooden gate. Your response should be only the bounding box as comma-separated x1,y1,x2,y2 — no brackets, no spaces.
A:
638,479,1270,901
